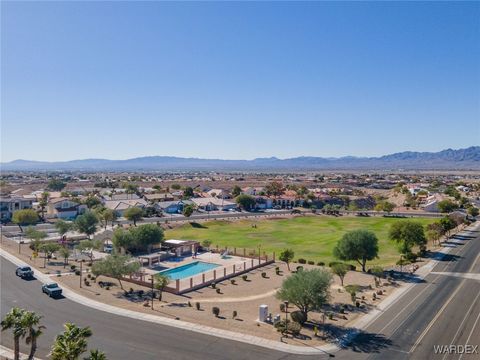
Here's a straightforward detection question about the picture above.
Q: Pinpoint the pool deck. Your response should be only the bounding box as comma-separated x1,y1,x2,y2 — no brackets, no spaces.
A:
142,252,267,291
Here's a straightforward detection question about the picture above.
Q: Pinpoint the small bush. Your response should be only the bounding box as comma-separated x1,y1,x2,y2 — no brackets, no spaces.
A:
279,303,286,312
317,261,325,266
345,284,360,294
230,279,236,285
373,293,377,300
87,274,92,279
232,310,237,319
296,266,304,272
328,313,334,320
275,266,280,272
74,270,81,276
328,261,342,267
188,301,192,307
211,282,216,289
242,275,248,281
195,302,200,310
274,320,301,336
298,258,307,264
105,286,110,290
307,260,315,265
212,306,220,317
216,288,221,294
348,264,356,271
85,280,90,286
356,301,361,308
70,265,76,271
129,288,134,294
261,272,267,278
290,311,307,325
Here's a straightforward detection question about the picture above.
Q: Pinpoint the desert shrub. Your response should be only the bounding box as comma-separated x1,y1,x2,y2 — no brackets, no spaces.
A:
344,284,360,294
279,303,286,312
261,272,267,278
307,260,315,265
328,313,334,320
356,301,361,308
298,258,307,264
216,288,221,294
242,275,248,281
230,279,236,285
290,311,307,325
85,280,90,286
275,266,280,272
232,310,238,319
274,320,301,336
329,261,342,267
195,302,200,310
105,286,110,290
317,262,325,266
188,301,192,307
212,306,220,317
296,266,304,272
211,282,216,289
70,265,76,270
75,270,81,276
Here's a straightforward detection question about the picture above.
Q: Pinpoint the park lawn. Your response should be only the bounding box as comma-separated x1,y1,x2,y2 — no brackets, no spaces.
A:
165,215,437,267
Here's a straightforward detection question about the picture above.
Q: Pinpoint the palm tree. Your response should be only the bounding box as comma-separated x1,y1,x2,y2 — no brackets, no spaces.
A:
154,274,171,302
23,311,45,360
50,323,92,360
84,349,107,360
1,307,28,360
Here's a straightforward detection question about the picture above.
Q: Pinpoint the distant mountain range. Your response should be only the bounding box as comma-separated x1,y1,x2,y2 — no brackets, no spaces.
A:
1,147,479,171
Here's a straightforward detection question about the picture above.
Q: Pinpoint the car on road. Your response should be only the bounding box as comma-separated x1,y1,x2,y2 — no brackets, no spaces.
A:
42,282,63,298
15,266,34,279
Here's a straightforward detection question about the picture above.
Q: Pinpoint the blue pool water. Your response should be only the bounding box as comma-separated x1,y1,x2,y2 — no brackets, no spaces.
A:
159,261,220,280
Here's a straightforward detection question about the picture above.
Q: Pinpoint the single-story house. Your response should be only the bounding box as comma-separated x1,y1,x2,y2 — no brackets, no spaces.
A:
192,197,237,211
104,198,148,217
47,198,87,219
155,200,191,214
144,193,175,203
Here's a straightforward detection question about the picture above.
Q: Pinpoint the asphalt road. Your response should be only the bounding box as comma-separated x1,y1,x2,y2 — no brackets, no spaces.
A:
1,224,479,360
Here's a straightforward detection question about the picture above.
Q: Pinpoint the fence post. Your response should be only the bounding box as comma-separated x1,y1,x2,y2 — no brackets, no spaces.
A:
243,248,246,257
190,278,193,288
244,261,246,270
213,270,216,280
202,273,205,283
224,267,226,277
176,279,180,292
233,264,235,274
251,259,254,267
234,247,237,255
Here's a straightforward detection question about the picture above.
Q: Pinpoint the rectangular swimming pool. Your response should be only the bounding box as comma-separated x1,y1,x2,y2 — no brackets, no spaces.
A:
159,261,220,280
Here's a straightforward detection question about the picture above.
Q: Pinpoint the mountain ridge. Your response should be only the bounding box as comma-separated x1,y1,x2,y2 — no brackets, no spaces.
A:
1,147,479,171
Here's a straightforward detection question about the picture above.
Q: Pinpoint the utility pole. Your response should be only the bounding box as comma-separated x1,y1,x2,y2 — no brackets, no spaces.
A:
151,276,154,310
79,260,83,288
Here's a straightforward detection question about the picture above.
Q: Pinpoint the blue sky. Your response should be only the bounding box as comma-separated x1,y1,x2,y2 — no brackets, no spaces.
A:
1,1,479,162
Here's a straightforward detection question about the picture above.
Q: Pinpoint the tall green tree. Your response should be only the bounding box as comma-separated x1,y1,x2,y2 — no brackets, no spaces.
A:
50,323,92,360
91,254,141,290
111,227,134,254
12,209,39,231
59,247,71,268
276,269,332,320
331,263,349,286
96,208,116,230
265,181,284,197
333,230,379,272
129,224,164,252
437,199,458,213
389,220,426,256
231,185,242,197
123,207,144,226
55,220,74,238
25,227,47,242
439,216,456,237
74,211,99,239
279,249,295,271
183,187,194,198
23,311,45,360
1,307,28,360
154,273,171,302
182,205,195,217
39,243,61,268
47,179,67,191
235,194,256,211
38,192,49,219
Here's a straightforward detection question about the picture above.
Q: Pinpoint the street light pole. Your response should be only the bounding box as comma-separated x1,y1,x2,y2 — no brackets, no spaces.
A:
151,276,154,310
79,260,83,288
284,300,289,339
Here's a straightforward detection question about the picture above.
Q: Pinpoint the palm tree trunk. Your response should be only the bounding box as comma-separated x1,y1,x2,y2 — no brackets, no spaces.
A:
28,337,37,360
14,336,20,360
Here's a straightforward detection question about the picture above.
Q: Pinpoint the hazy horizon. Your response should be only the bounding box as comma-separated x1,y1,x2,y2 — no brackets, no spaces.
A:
2,2,479,162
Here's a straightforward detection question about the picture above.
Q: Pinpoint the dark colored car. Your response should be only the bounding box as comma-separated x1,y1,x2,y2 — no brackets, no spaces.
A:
42,283,63,298
15,266,34,279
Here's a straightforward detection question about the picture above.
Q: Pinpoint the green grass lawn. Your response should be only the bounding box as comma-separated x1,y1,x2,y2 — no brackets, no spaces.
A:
165,215,436,267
